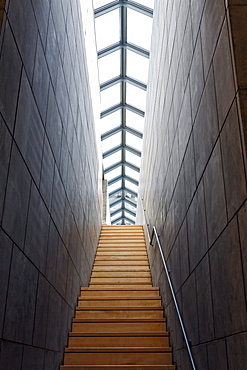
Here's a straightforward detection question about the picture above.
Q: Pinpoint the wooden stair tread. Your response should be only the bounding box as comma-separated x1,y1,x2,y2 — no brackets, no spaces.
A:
65,347,172,353
69,332,169,337
61,366,175,369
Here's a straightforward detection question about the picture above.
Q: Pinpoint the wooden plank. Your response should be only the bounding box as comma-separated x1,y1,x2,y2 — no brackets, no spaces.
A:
90,272,151,278
89,277,152,285
77,298,161,308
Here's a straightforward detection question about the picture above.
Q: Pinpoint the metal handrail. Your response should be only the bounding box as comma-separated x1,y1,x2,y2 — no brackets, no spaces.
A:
140,198,197,370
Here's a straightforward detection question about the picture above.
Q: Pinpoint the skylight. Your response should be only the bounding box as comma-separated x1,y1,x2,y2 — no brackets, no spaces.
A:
93,0,153,224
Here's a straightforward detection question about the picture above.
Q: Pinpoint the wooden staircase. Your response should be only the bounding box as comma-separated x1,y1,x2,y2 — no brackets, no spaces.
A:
61,225,175,369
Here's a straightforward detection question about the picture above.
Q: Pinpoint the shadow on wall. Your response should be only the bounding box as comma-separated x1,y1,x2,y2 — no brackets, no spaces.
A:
0,1,5,32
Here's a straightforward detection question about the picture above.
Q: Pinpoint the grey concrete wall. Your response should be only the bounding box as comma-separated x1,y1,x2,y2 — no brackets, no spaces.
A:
138,0,247,368
0,0,102,368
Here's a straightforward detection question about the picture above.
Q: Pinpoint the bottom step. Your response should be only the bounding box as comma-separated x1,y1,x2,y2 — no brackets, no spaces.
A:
61,366,176,369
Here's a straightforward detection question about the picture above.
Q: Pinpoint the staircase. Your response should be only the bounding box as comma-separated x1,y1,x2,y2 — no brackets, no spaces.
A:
61,225,175,369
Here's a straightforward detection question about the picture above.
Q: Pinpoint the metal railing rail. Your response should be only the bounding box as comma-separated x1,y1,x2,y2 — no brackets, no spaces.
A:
140,198,197,370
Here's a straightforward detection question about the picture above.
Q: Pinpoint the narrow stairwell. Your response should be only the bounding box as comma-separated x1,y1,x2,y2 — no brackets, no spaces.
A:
61,225,175,369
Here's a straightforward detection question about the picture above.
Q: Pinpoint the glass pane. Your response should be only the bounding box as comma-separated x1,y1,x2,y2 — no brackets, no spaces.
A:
98,50,120,84
104,166,122,182
95,9,120,50
100,83,120,112
126,132,143,151
126,110,144,132
110,202,122,212
127,9,152,50
125,150,141,167
101,132,122,153
108,179,122,193
93,0,109,9
103,150,121,169
127,50,149,84
124,210,135,221
125,166,140,182
125,201,137,212
100,110,121,135
125,179,138,193
126,84,146,111
111,210,122,221
134,0,154,8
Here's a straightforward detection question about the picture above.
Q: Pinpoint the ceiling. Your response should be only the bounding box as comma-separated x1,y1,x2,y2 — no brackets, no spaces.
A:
93,0,153,224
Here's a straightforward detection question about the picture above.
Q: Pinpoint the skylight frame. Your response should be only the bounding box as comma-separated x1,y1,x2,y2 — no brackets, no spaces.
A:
94,0,153,224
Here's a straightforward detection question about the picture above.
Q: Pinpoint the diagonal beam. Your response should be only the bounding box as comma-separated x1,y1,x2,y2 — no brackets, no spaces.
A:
103,144,122,158
94,0,153,18
122,207,136,217
100,76,147,91
98,42,149,59
124,175,139,186
101,103,144,119
111,206,136,218
104,160,140,174
123,215,136,224
101,126,143,141
109,187,123,197
124,187,138,197
125,144,142,157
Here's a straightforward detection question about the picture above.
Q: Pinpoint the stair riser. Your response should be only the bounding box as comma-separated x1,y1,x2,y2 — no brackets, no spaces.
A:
64,352,172,365
61,366,175,370
78,300,161,308
72,323,167,333
68,336,169,347
91,272,151,278
80,291,160,297
90,278,152,285
93,261,149,266
92,266,150,272
75,311,164,319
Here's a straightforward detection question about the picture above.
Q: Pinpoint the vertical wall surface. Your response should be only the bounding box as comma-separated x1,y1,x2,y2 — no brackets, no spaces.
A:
138,0,247,368
0,0,102,368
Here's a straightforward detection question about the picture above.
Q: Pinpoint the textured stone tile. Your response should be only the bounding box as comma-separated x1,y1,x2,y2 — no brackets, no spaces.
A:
0,21,22,132
2,144,31,248
181,271,199,344
8,0,38,81
238,201,247,303
3,245,38,344
25,183,49,273
226,332,247,370
213,19,236,127
200,0,225,77
193,66,219,183
209,217,247,338
196,255,214,342
22,345,45,370
46,287,61,351
45,85,63,165
51,166,66,235
0,230,12,336
220,101,247,220
45,12,59,88
43,350,54,370
189,31,205,121
55,57,69,127
193,343,208,370
55,238,68,298
229,5,247,87
178,82,192,163
0,341,23,370
32,36,50,123
178,219,189,285
14,70,44,185
181,11,193,92
50,0,66,58
0,117,12,222
187,181,208,271
45,220,59,287
183,135,196,209
31,0,50,47
203,142,227,246
207,339,228,370
40,136,55,211
190,0,206,44
33,274,50,347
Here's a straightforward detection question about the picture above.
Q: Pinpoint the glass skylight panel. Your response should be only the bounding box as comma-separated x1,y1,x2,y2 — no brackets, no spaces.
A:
100,110,121,135
104,167,122,182
100,83,120,112
98,50,120,84
125,180,138,193
108,179,122,193
101,132,121,153
127,50,149,84
110,202,122,212
127,9,152,50
111,211,122,221
125,166,140,182
126,132,143,151
125,150,141,168
135,0,154,8
126,110,144,132
93,0,109,9
95,9,119,51
124,211,135,221
103,150,121,168
126,84,146,111
125,202,136,212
